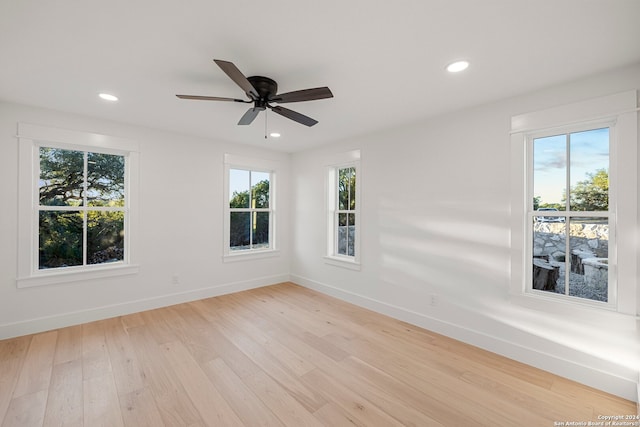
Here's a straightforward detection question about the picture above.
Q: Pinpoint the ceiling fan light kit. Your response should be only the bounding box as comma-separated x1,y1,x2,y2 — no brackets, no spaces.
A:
177,59,333,127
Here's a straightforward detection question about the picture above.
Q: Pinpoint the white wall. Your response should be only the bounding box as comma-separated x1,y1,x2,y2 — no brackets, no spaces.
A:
291,63,640,401
0,102,291,338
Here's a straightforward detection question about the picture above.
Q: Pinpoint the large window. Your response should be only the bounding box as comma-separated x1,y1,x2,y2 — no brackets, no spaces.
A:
38,147,126,269
325,150,361,269
530,127,611,303
509,90,638,315
17,123,139,288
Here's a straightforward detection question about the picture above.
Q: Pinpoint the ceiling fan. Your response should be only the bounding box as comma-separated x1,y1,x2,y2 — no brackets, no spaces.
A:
176,59,333,127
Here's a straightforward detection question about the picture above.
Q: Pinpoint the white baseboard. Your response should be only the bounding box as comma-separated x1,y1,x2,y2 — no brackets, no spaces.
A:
290,273,638,403
0,274,289,340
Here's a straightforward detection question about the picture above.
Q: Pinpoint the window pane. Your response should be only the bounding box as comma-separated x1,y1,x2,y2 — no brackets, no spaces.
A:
39,147,84,206
87,152,125,207
252,212,270,249
337,213,355,256
347,213,355,256
230,212,250,250
569,128,609,212
567,217,608,302
87,211,125,265
229,169,250,208
338,167,355,210
251,171,270,209
533,134,566,211
532,218,564,295
39,211,83,269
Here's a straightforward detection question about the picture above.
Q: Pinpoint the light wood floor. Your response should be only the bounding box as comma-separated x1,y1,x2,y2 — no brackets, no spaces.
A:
0,282,635,426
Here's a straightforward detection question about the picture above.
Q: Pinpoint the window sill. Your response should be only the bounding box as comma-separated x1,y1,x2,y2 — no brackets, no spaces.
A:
16,264,140,289
324,256,361,271
509,291,638,327
223,249,280,263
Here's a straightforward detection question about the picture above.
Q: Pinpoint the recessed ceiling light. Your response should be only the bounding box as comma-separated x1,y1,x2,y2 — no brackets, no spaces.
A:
446,60,469,73
98,93,118,101
269,132,281,138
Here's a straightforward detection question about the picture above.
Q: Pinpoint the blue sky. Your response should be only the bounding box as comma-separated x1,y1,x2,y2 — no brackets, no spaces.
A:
229,169,270,198
533,127,609,206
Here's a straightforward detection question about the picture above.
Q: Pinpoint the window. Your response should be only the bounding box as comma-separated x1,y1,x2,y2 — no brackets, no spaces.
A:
229,168,272,251
223,154,278,261
335,166,356,256
17,123,139,288
38,147,126,269
325,150,361,269
529,126,612,303
510,90,638,315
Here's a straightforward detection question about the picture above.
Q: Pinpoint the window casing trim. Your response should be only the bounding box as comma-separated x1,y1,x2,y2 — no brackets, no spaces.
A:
509,91,637,316
325,150,361,269
523,121,617,309
16,123,140,288
223,154,278,261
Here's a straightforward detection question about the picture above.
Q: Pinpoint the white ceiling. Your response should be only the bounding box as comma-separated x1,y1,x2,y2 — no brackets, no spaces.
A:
1,1,639,152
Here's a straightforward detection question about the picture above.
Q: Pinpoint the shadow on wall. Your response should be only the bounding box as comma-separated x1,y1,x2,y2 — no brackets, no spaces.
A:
376,194,511,307
375,194,637,373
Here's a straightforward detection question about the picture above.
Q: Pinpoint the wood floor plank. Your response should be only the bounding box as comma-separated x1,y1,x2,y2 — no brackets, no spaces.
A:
313,402,369,427
12,330,57,398
126,325,203,426
119,387,165,427
301,368,406,427
53,325,82,366
159,340,244,427
0,358,25,423
103,317,145,395
242,371,324,427
1,390,47,427
83,372,124,427
219,299,316,376
43,360,83,427
202,357,285,427
214,313,327,413
81,321,112,381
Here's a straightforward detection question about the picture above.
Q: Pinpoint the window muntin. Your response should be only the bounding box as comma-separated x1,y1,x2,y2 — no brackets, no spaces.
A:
37,146,126,270
228,168,272,251
530,127,611,303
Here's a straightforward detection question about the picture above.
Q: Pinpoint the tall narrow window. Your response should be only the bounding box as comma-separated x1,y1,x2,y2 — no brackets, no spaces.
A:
228,168,272,251
336,166,356,257
38,147,126,269
530,127,611,303
325,152,360,269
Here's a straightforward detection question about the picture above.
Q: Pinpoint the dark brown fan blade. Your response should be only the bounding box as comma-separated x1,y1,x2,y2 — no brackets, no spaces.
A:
213,59,259,99
270,106,318,127
176,94,248,102
270,87,333,103
238,107,264,126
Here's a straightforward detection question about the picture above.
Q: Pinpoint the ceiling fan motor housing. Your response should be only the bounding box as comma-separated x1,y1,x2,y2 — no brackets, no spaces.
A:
247,76,278,108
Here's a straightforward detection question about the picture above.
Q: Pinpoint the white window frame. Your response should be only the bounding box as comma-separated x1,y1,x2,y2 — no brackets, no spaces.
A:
325,150,361,270
509,91,638,316
16,123,140,288
223,154,279,262
525,122,616,308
